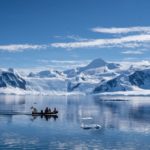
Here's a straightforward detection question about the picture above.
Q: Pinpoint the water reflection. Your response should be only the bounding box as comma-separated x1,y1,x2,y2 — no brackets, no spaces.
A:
0,95,150,149
93,96,150,133
0,95,150,132
31,115,58,121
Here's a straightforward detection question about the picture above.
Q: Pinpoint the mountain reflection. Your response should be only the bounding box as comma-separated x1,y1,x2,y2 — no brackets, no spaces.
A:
93,96,150,133
0,95,150,133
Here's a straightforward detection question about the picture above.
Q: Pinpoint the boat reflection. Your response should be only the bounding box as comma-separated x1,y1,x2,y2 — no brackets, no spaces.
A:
31,114,58,121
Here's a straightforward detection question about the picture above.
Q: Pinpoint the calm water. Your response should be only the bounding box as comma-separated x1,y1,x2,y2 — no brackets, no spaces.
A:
0,95,150,150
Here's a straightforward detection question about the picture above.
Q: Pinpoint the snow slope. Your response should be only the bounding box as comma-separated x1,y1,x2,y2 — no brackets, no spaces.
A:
93,68,150,94
0,68,26,90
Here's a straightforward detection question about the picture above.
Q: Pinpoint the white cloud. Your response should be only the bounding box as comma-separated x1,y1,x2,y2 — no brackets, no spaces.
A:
122,50,144,55
0,44,47,52
36,59,90,70
37,59,90,64
2,26,150,52
51,34,150,49
65,35,89,41
50,60,90,64
54,35,89,41
91,26,150,34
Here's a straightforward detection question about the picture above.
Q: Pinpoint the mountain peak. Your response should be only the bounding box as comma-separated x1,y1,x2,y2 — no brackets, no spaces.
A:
77,58,107,73
86,58,107,68
8,68,14,73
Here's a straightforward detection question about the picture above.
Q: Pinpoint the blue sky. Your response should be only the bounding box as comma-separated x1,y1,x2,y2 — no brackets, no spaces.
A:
1,0,150,69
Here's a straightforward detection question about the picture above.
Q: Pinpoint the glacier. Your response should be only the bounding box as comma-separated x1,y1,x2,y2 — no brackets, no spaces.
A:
1,58,150,95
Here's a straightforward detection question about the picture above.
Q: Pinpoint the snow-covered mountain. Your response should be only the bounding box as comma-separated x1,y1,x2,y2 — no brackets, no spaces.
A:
129,69,150,89
64,58,120,78
28,70,65,78
93,74,133,93
93,68,150,94
0,68,68,95
1,58,150,95
0,68,26,90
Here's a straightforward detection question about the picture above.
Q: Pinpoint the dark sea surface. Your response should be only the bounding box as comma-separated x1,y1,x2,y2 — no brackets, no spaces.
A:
0,95,150,150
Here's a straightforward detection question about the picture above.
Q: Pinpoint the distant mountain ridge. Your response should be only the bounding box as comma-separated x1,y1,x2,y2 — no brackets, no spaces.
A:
64,58,120,78
1,58,150,95
28,70,64,78
93,69,150,93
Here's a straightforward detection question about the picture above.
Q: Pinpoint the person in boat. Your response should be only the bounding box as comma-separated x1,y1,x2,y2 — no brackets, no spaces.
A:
48,108,51,113
41,110,44,114
53,107,57,113
32,107,38,114
44,107,49,114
